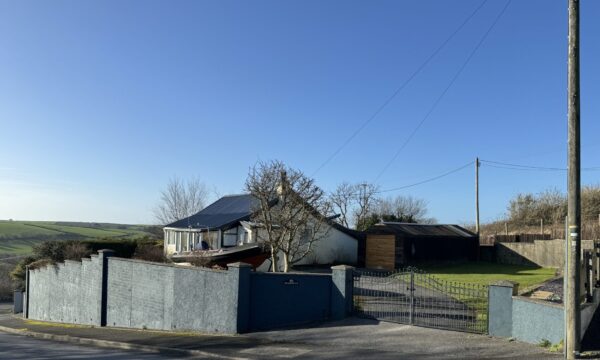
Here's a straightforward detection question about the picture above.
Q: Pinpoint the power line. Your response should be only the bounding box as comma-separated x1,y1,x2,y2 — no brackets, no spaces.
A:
310,0,490,177
481,159,600,171
360,161,474,195
373,0,512,182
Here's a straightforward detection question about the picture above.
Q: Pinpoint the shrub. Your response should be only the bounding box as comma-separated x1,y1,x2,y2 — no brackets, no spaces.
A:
10,237,160,290
189,254,213,268
133,244,167,263
10,255,37,290
0,263,14,300
538,338,551,348
63,242,92,261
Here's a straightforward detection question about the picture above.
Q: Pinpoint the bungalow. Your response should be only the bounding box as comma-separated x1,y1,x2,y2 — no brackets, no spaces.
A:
163,194,361,270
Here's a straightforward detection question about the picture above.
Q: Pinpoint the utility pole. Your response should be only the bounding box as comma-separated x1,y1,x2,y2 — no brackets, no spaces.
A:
475,157,480,235
566,0,581,358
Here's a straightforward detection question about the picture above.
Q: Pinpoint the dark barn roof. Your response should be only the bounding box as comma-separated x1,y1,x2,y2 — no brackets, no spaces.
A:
366,222,476,238
166,194,258,230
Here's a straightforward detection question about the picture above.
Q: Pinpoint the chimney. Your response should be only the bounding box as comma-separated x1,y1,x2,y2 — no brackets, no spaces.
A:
277,170,289,197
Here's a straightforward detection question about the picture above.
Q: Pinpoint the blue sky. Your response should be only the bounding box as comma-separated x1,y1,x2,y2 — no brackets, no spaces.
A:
0,0,599,225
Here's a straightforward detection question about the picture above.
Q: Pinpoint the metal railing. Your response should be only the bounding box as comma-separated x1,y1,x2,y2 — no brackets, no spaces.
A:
353,268,488,334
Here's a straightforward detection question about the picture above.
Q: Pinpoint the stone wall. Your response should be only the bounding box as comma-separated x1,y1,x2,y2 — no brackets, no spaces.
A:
26,251,354,334
26,251,109,325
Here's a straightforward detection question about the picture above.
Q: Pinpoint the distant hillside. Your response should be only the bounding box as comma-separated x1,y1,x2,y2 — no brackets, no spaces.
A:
0,220,160,255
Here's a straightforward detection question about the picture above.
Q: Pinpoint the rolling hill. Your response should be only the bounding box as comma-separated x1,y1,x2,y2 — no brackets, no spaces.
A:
0,220,160,255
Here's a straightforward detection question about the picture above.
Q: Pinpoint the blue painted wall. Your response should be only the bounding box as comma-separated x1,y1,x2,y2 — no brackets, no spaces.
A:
27,251,354,334
249,272,332,331
511,298,564,344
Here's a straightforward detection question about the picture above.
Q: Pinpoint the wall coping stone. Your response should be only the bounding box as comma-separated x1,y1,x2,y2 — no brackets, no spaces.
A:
252,271,331,277
512,295,564,309
491,280,519,295
331,265,355,270
108,256,228,273
228,262,253,268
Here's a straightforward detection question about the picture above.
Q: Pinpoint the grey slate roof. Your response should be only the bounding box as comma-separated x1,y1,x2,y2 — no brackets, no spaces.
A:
367,222,476,238
166,194,258,230
165,193,363,241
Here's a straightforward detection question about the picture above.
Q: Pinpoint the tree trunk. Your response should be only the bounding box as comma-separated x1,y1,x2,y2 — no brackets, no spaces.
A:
270,245,278,272
282,252,289,273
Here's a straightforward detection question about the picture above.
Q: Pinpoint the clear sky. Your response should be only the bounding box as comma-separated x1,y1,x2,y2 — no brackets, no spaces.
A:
1,0,599,225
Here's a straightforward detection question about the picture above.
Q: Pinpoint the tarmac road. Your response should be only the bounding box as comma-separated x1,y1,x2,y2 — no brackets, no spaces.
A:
0,331,188,359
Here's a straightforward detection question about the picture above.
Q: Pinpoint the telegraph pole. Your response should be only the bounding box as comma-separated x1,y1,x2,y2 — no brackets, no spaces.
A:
566,0,581,358
475,157,480,235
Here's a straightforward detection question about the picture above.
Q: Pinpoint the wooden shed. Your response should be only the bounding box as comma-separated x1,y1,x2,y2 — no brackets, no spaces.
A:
364,222,479,270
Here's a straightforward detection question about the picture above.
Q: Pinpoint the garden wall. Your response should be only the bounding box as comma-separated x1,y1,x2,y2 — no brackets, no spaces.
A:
105,258,244,333
25,251,353,334
489,282,600,345
26,251,107,325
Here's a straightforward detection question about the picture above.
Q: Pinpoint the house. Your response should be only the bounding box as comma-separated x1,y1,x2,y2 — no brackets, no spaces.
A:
163,194,361,270
363,222,478,270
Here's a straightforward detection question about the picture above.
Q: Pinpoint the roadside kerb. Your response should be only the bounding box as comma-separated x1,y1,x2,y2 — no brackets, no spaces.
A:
0,323,248,360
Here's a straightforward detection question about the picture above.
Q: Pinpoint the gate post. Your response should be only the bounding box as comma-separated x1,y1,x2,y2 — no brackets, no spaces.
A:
488,280,518,337
331,265,354,320
409,270,415,325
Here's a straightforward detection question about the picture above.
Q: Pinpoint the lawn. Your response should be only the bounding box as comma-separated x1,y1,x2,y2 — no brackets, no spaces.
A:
420,262,557,289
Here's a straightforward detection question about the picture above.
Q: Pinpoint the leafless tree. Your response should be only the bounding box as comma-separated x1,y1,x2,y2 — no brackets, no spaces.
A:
330,182,356,228
154,177,209,225
246,160,331,272
353,182,380,229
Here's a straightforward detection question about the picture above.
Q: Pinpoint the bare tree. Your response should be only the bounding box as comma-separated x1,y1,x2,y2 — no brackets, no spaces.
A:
353,182,380,230
330,182,356,228
246,160,331,272
154,177,209,225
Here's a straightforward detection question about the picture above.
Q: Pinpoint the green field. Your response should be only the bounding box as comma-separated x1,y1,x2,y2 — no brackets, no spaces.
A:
421,262,557,290
0,220,159,255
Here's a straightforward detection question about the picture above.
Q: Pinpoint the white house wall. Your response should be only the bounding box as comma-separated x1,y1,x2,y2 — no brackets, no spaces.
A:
256,224,358,272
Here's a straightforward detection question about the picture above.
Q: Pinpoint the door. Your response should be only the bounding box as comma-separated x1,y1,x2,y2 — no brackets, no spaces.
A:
366,235,395,270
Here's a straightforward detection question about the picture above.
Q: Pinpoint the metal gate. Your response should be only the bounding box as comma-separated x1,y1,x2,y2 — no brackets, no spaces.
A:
353,268,488,334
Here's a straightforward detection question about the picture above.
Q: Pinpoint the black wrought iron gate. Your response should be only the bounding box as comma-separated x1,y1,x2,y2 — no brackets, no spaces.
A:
353,268,488,334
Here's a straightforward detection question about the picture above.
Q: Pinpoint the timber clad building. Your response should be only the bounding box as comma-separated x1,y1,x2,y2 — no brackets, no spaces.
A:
364,222,479,270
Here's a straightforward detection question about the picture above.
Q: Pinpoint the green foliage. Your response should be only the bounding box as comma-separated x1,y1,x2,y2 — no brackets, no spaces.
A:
548,340,564,353
538,338,551,348
10,237,160,290
355,213,380,231
10,255,37,290
355,213,419,231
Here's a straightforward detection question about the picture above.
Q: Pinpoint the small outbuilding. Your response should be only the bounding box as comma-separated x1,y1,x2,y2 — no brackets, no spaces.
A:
364,222,478,270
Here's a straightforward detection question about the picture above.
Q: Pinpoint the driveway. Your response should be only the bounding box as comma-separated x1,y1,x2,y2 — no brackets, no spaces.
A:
247,318,560,360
